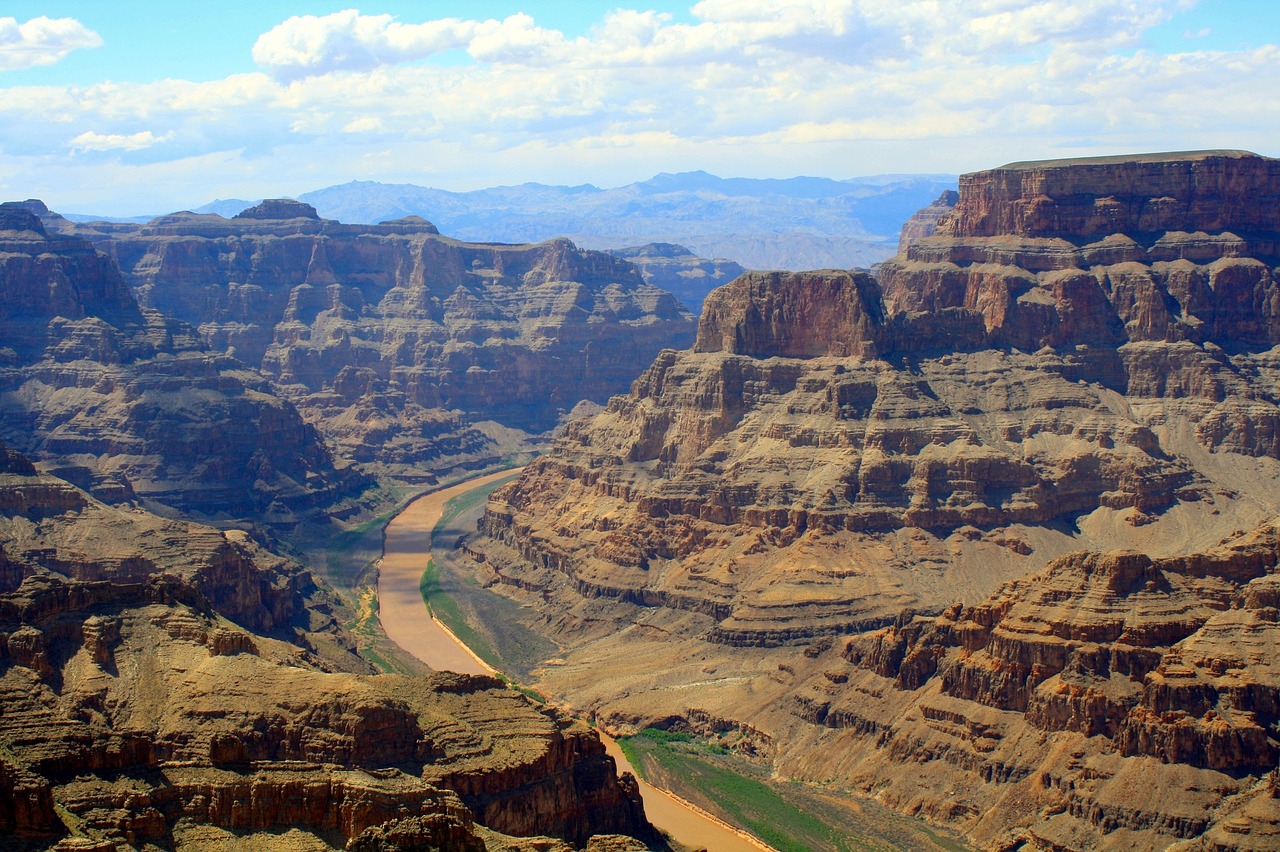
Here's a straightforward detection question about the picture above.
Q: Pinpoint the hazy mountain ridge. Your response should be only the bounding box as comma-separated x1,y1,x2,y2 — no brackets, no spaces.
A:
292,171,956,271
63,171,956,271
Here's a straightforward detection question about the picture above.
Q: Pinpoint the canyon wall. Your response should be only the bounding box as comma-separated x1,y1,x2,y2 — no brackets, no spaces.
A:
475,151,1280,849
50,200,695,487
0,203,365,523
0,443,655,850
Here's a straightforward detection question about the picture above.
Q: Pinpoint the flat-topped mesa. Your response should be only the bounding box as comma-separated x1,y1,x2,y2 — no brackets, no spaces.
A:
377,214,441,234
695,270,886,358
234,198,323,220
0,202,48,237
939,149,1280,239
881,150,1280,351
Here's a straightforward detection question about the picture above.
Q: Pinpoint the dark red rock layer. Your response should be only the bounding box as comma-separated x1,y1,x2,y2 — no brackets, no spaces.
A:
940,150,1280,239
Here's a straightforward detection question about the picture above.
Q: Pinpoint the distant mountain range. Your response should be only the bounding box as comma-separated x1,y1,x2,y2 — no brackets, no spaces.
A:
65,171,957,271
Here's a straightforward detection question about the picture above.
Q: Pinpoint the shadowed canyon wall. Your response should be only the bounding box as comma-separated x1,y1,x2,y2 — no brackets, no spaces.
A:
52,200,695,488
0,204,364,523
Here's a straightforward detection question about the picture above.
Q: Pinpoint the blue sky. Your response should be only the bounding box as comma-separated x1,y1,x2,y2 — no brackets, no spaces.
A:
2,1,1278,214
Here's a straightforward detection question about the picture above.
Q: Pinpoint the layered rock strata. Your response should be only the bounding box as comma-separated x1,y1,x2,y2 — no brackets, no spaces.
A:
774,524,1280,850
48,200,695,486
475,151,1280,849
0,203,363,522
0,446,654,850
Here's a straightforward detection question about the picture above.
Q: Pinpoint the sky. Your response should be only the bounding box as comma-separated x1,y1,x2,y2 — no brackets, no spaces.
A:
1,1,1278,215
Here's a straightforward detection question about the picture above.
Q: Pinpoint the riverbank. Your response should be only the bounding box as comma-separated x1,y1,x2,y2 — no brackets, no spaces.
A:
376,468,517,677
376,468,778,852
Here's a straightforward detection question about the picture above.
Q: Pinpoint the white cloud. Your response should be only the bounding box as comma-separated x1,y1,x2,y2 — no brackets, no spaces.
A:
1,1,1277,213
0,16,101,71
253,9,476,80
70,130,172,153
343,116,384,134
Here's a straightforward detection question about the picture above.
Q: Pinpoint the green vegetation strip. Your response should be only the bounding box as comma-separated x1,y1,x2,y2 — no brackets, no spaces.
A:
438,473,519,528
419,557,500,667
416,471,522,671
621,729,859,852
324,507,399,588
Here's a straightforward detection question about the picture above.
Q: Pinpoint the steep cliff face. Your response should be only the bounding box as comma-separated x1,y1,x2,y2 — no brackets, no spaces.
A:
475,151,1280,849
937,150,1280,239
54,204,695,486
0,204,364,522
0,446,654,850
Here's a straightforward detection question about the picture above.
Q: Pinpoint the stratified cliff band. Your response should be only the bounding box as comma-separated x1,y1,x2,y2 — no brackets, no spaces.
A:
476,150,1280,850
40,199,695,492
0,440,655,850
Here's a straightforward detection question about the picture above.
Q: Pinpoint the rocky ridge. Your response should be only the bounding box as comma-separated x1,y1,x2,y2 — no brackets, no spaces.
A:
474,151,1280,849
287,171,958,272
47,200,695,488
0,443,656,851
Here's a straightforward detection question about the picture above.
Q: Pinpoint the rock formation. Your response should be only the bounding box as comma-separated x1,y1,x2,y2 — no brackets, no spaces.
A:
45,202,695,488
896,189,958,254
474,151,1280,849
0,203,364,523
0,443,655,850
606,243,747,314
0,194,695,850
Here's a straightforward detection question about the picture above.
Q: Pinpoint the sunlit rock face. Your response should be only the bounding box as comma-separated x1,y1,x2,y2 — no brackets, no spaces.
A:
0,442,653,850
475,151,1280,850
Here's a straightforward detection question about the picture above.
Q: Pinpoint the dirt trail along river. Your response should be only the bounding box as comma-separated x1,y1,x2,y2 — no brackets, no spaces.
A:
377,469,775,852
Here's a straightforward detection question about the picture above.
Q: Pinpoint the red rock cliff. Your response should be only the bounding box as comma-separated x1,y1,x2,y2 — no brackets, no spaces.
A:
939,149,1280,238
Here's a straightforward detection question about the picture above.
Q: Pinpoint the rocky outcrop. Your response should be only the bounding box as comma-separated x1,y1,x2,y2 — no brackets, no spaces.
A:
49,204,696,487
0,203,365,522
938,150,1280,239
0,449,655,850
897,189,958,254
776,523,1280,849
234,198,324,221
879,150,1280,354
481,150,1280,647
606,243,747,314
472,151,1280,850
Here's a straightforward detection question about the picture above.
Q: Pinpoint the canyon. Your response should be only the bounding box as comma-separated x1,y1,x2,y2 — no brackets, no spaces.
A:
6,148,1280,850
5,198,694,518
0,199,695,849
474,150,1280,849
0,440,659,851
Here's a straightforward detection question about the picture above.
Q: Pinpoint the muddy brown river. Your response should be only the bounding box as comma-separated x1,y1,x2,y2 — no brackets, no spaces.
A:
377,469,774,852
